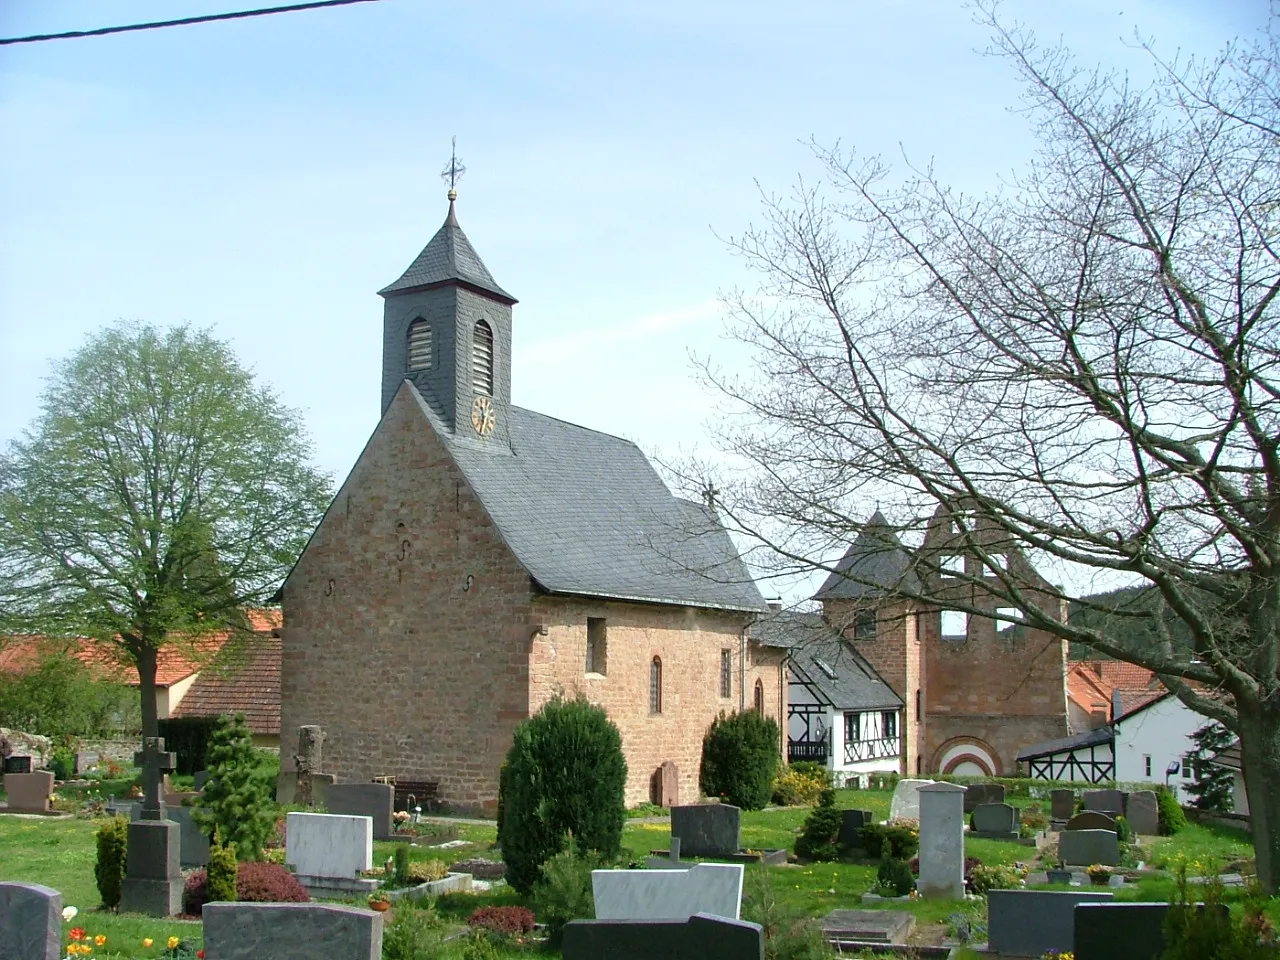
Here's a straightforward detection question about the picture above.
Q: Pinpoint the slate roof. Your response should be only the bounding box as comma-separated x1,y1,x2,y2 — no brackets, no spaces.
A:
1015,726,1114,762
170,636,282,736
752,610,903,711
814,511,921,601
378,201,516,303
409,385,766,612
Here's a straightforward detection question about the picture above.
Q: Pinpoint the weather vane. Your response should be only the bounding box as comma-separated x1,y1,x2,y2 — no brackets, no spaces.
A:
441,136,466,201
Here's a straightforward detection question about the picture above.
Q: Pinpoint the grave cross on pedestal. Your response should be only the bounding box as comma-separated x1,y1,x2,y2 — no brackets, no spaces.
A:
134,736,176,821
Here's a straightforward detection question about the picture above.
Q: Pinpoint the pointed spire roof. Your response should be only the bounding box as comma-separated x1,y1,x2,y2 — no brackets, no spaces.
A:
379,199,516,303
814,510,921,601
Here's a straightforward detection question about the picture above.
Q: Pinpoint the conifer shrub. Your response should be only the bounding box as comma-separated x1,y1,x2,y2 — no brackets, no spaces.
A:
530,839,599,946
206,829,238,903
94,815,128,910
192,712,277,860
793,789,843,861
1156,785,1189,835
394,844,411,885
877,858,915,897
699,710,781,810
500,696,627,894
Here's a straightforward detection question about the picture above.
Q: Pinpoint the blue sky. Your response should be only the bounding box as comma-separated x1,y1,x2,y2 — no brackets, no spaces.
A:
0,0,1264,549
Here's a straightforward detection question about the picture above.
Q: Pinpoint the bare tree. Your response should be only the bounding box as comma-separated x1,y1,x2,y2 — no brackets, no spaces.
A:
699,8,1280,887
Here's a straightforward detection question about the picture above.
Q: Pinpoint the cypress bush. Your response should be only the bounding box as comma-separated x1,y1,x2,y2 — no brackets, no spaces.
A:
192,712,277,860
499,696,627,894
94,815,128,910
699,710,781,810
206,829,238,903
1156,785,1189,835
793,789,843,861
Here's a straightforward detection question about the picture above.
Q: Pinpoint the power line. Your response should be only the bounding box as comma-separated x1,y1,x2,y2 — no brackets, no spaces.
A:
0,0,386,46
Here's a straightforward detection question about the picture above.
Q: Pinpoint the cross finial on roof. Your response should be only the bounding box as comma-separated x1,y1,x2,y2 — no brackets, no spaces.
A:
441,135,466,202
702,484,719,512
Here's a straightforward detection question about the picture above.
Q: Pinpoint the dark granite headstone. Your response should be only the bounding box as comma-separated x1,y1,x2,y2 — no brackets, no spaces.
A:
838,809,873,851
670,804,741,858
3,756,32,774
987,889,1113,957
326,783,395,840
203,902,382,960
0,881,62,960
193,770,209,791
1074,902,1181,960
1059,829,1119,866
1065,810,1117,832
970,802,1021,839
1082,789,1125,816
563,913,764,960
963,783,1006,813
1124,791,1159,836
1051,788,1076,821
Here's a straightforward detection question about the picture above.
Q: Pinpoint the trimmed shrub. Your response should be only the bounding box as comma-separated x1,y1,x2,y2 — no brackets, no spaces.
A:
1114,815,1132,843
793,789,842,861
50,746,75,781
772,763,830,807
500,696,627,894
206,829,238,903
94,815,128,910
1157,785,1188,835
531,839,598,946
394,844,411,885
408,859,448,882
183,861,309,915
467,906,536,936
858,820,919,860
192,712,277,860
877,858,915,896
699,710,781,810
969,862,1025,894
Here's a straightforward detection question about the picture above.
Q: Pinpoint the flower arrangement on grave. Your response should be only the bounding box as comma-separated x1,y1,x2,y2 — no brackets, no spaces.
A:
1040,952,1074,960
969,862,1029,893
368,891,391,912
1086,863,1112,885
393,810,411,828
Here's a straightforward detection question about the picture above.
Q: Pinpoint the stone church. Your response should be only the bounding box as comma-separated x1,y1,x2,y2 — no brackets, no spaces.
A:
278,191,785,810
815,509,1070,778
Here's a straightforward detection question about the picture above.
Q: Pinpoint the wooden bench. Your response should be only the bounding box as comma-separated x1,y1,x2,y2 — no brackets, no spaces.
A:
379,778,440,813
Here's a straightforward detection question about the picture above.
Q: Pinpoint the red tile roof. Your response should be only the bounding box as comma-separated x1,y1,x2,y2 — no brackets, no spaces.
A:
1067,659,1164,721
169,637,281,735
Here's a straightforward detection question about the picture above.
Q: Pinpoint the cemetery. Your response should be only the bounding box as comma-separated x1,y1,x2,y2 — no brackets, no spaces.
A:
1,726,1272,960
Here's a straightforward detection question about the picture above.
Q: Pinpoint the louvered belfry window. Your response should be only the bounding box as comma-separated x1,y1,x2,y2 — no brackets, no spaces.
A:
406,319,432,372
472,320,494,396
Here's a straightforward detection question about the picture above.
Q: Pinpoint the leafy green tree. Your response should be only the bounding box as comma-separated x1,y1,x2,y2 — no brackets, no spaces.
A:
1185,721,1237,813
192,712,277,860
0,650,139,739
0,323,331,744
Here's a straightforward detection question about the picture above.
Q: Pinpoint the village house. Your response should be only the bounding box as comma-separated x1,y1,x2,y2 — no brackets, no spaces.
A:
278,191,785,810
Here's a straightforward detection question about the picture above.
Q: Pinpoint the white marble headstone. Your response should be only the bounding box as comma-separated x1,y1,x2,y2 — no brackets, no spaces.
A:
592,862,743,921
286,812,373,879
888,778,936,820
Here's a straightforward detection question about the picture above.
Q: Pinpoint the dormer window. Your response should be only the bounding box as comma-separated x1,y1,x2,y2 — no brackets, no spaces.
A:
406,319,432,372
473,320,494,395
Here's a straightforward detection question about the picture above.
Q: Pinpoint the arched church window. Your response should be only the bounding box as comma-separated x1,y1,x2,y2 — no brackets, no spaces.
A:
754,679,764,715
406,318,432,372
650,656,663,714
473,320,494,396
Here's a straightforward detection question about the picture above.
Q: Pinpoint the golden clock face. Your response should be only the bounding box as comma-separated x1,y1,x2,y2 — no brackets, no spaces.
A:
471,395,496,436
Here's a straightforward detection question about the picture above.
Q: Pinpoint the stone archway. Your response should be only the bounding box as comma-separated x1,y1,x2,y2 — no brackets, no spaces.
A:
932,737,1001,776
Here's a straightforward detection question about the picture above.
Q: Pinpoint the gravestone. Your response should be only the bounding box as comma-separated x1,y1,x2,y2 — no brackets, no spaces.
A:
670,804,741,858
970,802,1021,839
120,737,182,916
1082,789,1125,816
888,779,935,820
916,781,965,899
1074,902,1181,960
2,772,54,812
987,889,1113,957
1065,811,1117,832
129,803,210,868
1051,788,1076,822
0,881,62,960
963,783,1005,813
74,752,99,775
286,812,377,899
203,902,382,960
838,809,873,851
818,909,915,945
193,770,209,791
326,783,395,841
2,756,32,775
1059,828,1119,866
653,761,679,808
562,913,764,960
592,863,743,921
1124,791,1159,836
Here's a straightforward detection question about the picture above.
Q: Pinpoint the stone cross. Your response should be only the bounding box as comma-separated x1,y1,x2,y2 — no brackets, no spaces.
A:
134,737,176,821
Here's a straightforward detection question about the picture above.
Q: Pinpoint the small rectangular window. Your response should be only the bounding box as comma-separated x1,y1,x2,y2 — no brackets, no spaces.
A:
941,610,968,640
1182,756,1194,779
586,618,607,675
853,612,877,640
1144,755,1152,778
988,552,1010,573
916,688,922,721
720,649,732,699
940,555,964,578
844,712,862,743
995,607,1021,634
882,711,898,739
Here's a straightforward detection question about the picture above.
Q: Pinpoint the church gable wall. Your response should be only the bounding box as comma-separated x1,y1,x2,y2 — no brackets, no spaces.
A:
280,388,534,808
